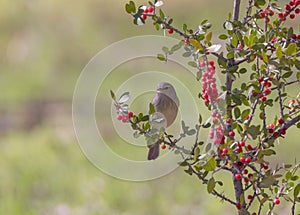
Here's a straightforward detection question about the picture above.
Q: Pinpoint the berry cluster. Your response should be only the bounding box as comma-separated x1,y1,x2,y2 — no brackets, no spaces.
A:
141,6,154,20
254,76,273,103
117,111,133,123
201,61,219,105
278,0,300,21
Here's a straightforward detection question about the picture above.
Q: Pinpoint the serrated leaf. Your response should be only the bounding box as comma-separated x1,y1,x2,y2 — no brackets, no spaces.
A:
285,43,296,56
118,92,130,104
207,177,216,193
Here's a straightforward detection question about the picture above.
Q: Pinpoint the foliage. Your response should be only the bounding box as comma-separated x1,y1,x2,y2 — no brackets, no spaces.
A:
113,0,300,214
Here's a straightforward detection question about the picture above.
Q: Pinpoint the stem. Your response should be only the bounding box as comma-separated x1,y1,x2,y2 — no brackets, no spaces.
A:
232,0,241,22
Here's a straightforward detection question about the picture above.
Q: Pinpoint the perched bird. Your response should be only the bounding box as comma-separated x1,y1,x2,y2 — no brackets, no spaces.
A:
148,82,179,160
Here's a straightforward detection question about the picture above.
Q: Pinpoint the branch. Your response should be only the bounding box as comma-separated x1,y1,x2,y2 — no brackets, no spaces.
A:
232,0,241,21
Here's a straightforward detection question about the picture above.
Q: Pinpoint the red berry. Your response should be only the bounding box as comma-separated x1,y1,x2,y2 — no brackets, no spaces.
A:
292,34,297,40
128,111,133,118
296,8,300,14
252,213,257,215
168,28,174,34
285,4,291,11
117,115,123,121
237,44,243,49
269,9,274,16
148,6,154,13
248,195,253,200
252,91,258,97
144,8,149,13
226,118,232,123
261,96,267,102
236,202,241,210
290,0,295,6
243,169,248,174
122,116,129,123
281,128,286,135
240,157,246,163
248,173,253,178
265,88,271,95
274,198,280,205
184,39,189,45
222,148,229,154
273,132,279,138
245,157,251,163
239,141,245,147
278,13,283,18
247,145,253,150
161,144,166,150
235,174,242,180
260,12,266,18
268,128,274,134
278,118,284,124
283,11,289,17
262,164,269,170
142,14,147,20
290,13,295,19
244,178,249,183
229,131,235,137
237,146,243,153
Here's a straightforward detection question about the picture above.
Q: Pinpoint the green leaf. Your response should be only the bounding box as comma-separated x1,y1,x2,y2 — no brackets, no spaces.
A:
286,171,292,180
157,54,166,61
262,149,276,156
125,3,131,13
240,209,251,215
159,9,165,19
188,61,197,68
189,39,203,51
129,1,136,13
203,157,217,171
187,129,196,136
285,43,297,56
162,46,169,53
232,33,238,47
241,109,251,120
207,177,216,193
282,71,293,79
234,107,241,119
149,103,155,114
262,52,268,63
198,114,203,124
276,46,283,59
260,176,277,188
206,32,212,43
182,52,191,57
239,68,247,74
110,90,116,100
294,184,300,198
219,34,228,40
247,125,260,140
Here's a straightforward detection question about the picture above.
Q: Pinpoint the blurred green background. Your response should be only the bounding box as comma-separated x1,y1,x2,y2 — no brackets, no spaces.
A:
1,0,299,214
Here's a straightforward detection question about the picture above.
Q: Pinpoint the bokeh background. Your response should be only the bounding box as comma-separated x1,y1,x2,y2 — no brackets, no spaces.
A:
1,0,299,214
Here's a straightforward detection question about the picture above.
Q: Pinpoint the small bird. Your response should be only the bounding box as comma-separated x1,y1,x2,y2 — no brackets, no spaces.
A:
147,82,179,160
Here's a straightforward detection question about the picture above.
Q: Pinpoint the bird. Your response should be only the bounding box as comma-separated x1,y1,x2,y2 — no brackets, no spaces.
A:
147,82,179,160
